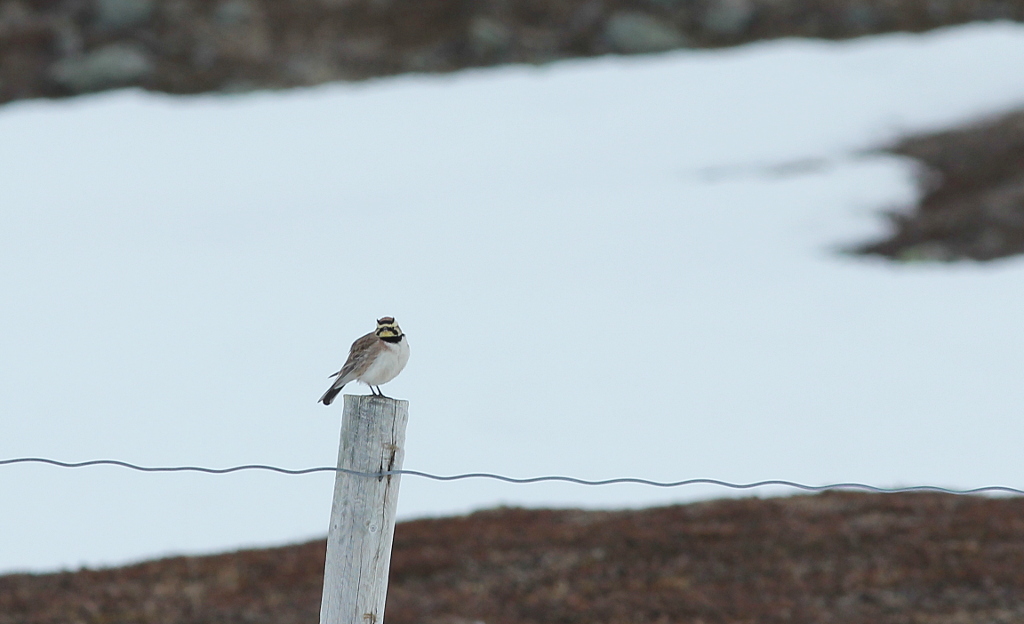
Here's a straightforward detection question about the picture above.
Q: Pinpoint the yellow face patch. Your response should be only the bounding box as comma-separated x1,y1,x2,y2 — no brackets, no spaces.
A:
375,322,401,338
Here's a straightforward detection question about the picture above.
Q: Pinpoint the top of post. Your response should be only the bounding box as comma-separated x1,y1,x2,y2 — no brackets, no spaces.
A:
342,394,409,410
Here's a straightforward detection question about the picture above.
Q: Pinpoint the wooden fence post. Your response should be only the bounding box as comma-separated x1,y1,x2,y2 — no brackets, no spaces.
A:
320,394,409,624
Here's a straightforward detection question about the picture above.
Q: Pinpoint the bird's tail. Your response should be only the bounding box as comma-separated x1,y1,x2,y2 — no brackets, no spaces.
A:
319,383,346,406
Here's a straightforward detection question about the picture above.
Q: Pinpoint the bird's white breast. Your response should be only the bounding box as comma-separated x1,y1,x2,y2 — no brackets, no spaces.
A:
358,338,410,386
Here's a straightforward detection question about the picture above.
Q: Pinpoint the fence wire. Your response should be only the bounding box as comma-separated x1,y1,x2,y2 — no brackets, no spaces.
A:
2,456,1022,496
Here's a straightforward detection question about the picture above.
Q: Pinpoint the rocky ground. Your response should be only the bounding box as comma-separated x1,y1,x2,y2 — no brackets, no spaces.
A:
3,0,1023,104
4,492,1024,623
857,109,1024,262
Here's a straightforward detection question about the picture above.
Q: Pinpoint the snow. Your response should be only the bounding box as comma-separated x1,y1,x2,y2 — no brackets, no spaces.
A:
3,22,1024,573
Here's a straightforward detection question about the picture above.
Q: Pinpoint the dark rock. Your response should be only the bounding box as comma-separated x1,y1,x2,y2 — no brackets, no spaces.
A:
94,0,155,31
213,0,255,28
700,0,756,37
468,16,513,56
604,11,686,53
49,43,153,92
845,2,881,33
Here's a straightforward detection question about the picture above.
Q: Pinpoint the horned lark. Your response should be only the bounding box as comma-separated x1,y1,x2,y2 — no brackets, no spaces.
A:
319,317,410,404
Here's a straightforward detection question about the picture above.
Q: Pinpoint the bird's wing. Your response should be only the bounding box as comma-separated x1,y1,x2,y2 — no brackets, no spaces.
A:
328,332,382,385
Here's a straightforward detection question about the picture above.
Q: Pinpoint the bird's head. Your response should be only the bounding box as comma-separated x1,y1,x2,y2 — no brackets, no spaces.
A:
375,317,403,340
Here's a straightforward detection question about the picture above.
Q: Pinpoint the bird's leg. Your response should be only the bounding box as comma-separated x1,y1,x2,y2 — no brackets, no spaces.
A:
368,385,379,396
376,386,389,399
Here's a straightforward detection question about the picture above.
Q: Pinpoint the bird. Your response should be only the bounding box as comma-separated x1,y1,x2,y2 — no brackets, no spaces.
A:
319,317,410,405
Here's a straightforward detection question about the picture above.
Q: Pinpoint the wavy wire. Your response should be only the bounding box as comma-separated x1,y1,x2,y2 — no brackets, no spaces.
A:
1,457,1022,496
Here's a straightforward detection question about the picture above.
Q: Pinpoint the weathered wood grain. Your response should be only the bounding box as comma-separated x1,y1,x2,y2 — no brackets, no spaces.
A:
320,394,408,624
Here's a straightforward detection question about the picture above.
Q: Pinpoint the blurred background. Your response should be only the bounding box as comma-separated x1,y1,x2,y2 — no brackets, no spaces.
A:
3,0,1024,579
